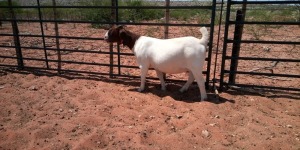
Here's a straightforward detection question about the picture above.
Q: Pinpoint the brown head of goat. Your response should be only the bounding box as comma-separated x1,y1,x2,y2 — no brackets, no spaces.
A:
104,25,140,50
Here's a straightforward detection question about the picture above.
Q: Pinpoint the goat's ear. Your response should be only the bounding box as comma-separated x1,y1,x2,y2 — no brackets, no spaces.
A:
119,30,127,39
117,25,124,30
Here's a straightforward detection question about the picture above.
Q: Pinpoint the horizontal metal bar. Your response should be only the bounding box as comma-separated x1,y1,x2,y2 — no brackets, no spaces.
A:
0,55,17,59
0,55,209,73
0,65,205,83
0,65,112,76
0,45,109,54
227,39,300,45
224,82,300,91
0,33,103,41
0,55,139,68
224,70,300,78
229,21,300,26
118,52,134,56
225,56,300,62
115,74,190,83
230,1,300,5
0,5,213,9
0,19,98,24
0,45,135,56
0,56,138,70
0,19,211,27
0,64,19,68
0,45,211,60
22,57,112,67
22,56,208,71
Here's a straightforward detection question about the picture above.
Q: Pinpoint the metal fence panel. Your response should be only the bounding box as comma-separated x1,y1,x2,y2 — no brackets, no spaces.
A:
220,0,300,91
0,0,216,88
3,0,299,92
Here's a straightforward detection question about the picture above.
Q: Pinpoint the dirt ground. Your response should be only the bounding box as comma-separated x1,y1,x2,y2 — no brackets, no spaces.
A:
0,70,299,150
0,22,300,149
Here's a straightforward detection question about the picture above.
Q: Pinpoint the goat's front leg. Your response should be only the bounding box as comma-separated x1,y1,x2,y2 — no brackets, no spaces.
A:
155,70,166,91
138,65,149,92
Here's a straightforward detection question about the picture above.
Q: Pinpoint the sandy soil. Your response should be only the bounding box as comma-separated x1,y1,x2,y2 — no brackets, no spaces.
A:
0,22,300,149
0,71,299,149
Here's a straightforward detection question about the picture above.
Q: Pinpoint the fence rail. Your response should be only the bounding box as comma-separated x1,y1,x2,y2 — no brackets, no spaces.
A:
0,0,216,89
1,0,299,92
220,0,300,92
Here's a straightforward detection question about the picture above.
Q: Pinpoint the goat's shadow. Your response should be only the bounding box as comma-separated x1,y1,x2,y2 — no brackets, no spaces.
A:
223,86,300,100
128,83,233,104
2,68,299,102
7,68,300,101
0,68,237,104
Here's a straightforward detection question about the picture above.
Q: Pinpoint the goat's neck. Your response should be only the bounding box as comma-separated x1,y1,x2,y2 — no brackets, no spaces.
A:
123,30,140,50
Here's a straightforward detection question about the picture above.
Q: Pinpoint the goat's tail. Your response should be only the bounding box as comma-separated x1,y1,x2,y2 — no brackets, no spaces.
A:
199,27,209,46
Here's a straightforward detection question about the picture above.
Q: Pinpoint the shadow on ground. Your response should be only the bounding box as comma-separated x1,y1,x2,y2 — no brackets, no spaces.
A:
2,67,298,103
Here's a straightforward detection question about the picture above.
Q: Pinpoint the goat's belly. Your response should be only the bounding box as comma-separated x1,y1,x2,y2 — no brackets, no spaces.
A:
152,64,188,74
149,56,188,74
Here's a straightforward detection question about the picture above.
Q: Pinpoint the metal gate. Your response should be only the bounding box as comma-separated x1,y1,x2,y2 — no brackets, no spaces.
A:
220,0,300,91
0,0,216,89
2,0,299,92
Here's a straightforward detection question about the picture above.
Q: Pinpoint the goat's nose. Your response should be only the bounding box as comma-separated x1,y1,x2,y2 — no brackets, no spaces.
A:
104,32,109,41
104,36,109,42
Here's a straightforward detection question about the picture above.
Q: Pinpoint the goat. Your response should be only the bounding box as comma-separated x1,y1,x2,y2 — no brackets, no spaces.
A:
104,25,208,101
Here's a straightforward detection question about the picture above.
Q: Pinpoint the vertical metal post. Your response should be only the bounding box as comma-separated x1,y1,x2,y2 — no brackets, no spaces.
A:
219,0,232,90
37,0,49,69
206,0,216,89
109,0,116,78
109,44,114,78
212,0,224,93
8,0,23,69
241,0,247,19
164,0,170,39
116,0,121,76
52,0,61,73
228,10,244,84
162,0,170,80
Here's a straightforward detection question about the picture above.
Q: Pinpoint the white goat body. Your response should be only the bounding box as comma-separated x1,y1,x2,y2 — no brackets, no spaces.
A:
104,26,209,101
134,36,206,74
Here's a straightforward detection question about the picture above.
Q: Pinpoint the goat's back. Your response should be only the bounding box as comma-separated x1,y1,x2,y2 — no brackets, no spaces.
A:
133,36,206,74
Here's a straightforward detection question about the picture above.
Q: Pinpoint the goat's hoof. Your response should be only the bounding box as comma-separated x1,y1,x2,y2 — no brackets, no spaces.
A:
200,95,208,102
137,88,144,92
179,88,187,93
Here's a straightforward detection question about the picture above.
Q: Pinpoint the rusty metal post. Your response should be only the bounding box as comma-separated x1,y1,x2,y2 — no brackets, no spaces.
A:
52,0,61,73
37,0,49,69
8,0,23,69
228,10,245,84
162,0,170,80
164,0,170,39
109,0,116,78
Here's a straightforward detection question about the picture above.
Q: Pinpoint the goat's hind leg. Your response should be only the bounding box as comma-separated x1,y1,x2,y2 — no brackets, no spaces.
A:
191,70,207,101
155,70,166,91
180,72,194,93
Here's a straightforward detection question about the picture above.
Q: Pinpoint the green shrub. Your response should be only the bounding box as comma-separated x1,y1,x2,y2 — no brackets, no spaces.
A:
119,0,163,22
77,0,112,28
76,0,164,28
0,1,23,19
245,5,298,22
171,9,211,22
